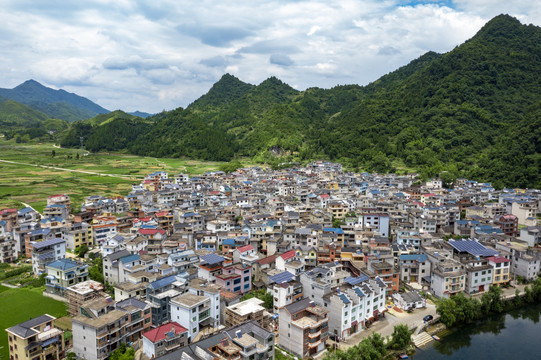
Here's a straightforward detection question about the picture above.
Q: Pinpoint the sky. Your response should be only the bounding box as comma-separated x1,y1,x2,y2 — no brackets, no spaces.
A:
1,0,540,114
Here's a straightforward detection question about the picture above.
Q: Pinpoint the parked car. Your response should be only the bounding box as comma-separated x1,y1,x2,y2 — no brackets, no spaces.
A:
423,314,434,322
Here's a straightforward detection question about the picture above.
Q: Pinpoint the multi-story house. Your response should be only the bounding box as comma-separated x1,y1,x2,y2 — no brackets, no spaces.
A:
494,214,518,237
45,258,89,296
363,213,390,237
324,276,387,340
430,258,466,298
398,254,431,284
487,256,511,286
279,298,329,359
92,217,118,244
61,222,94,250
271,278,304,312
215,263,252,294
187,279,221,329
6,314,65,360
142,322,188,359
520,225,541,247
366,257,399,293
170,293,213,340
25,228,55,257
65,280,105,317
153,321,275,360
225,297,271,329
72,298,151,360
511,200,538,226
197,253,225,282
43,204,70,221
31,238,66,275
0,220,16,262
167,249,199,273
47,194,71,213
461,257,493,294
103,250,137,285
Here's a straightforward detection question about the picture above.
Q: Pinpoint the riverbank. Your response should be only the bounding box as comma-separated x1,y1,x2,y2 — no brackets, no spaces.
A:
413,302,541,359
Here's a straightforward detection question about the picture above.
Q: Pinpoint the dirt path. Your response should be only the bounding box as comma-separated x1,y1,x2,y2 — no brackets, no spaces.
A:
0,159,141,180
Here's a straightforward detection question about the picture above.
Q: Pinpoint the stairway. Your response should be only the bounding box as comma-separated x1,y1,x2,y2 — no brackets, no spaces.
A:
412,332,434,347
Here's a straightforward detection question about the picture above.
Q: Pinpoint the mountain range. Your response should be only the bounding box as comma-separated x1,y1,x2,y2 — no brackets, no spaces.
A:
3,14,540,188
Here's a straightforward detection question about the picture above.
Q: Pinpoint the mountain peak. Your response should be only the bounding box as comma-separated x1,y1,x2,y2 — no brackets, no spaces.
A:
15,79,47,90
188,73,254,109
473,14,524,41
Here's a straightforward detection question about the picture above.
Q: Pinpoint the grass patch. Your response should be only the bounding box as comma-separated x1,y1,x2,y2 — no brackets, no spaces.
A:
0,286,68,360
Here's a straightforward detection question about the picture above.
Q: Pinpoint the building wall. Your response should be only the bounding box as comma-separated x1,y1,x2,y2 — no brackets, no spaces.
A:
72,321,98,360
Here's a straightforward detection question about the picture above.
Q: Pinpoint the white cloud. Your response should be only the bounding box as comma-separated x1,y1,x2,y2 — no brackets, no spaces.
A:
0,0,539,113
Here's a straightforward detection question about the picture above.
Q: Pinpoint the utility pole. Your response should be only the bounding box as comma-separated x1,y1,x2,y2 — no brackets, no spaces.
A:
80,136,84,156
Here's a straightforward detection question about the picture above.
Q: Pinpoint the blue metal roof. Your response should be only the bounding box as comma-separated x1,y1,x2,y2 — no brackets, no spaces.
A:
28,228,52,236
18,207,34,214
399,254,428,262
324,228,345,234
32,237,64,249
223,239,236,246
344,275,369,286
339,294,350,305
354,287,365,298
120,254,140,263
200,253,224,265
47,259,80,270
269,271,295,284
448,240,498,257
148,275,177,290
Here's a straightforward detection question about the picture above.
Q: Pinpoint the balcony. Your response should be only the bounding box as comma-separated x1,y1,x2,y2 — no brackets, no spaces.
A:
308,340,321,349
164,342,180,351
308,330,321,338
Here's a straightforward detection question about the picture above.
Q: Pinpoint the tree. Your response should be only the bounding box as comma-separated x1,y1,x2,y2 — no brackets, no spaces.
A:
436,297,457,327
240,289,273,310
219,160,243,173
88,255,104,283
389,324,411,350
75,245,89,258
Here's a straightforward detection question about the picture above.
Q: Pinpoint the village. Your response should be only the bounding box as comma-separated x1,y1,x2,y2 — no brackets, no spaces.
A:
2,161,541,360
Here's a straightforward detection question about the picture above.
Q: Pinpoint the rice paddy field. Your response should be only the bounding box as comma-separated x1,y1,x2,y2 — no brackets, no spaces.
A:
0,138,242,212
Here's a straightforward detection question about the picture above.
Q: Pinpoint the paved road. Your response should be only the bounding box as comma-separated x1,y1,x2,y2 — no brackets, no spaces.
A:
318,302,437,357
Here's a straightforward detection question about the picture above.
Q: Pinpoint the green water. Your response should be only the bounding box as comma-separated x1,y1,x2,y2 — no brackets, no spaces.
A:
414,302,541,359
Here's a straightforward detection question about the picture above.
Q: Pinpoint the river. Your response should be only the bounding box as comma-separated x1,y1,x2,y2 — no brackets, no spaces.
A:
414,302,541,359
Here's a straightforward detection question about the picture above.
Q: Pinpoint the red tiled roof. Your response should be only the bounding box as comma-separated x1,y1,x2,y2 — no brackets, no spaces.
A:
487,256,510,264
155,211,170,217
237,245,253,253
220,289,240,300
256,255,276,265
280,250,296,260
143,322,187,343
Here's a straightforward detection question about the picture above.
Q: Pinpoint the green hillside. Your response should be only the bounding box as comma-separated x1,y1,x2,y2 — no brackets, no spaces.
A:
59,15,541,188
0,100,48,128
0,79,109,121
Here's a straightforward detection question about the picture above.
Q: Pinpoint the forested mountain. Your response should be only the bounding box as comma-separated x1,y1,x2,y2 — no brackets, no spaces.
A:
0,80,109,121
0,98,69,141
59,15,540,188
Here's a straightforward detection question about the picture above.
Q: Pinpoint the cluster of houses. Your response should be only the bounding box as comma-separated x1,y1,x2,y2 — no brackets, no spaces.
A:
3,162,541,360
